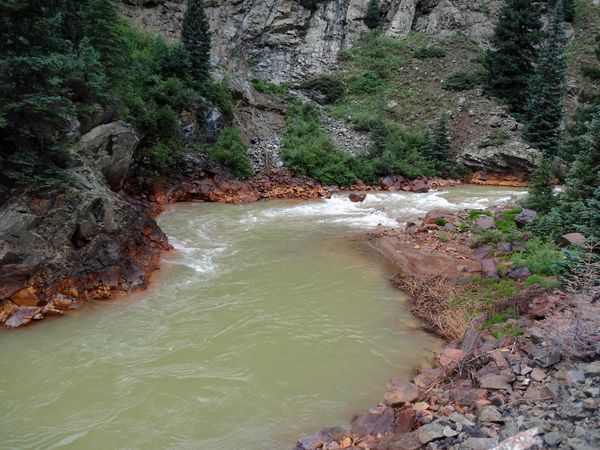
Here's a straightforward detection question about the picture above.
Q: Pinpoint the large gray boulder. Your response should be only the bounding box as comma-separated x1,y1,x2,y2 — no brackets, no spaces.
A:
79,121,139,191
458,141,542,174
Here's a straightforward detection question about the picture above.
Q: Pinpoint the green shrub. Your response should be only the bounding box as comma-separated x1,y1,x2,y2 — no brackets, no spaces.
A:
282,103,358,186
251,78,287,97
208,128,254,180
511,237,563,276
349,72,381,94
301,74,346,104
443,69,483,91
436,218,449,227
413,46,446,59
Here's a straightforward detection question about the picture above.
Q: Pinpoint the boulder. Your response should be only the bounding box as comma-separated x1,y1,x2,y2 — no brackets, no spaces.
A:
473,246,493,261
384,378,421,406
439,348,466,370
79,121,139,191
508,267,531,281
477,374,511,391
458,141,541,175
515,209,537,228
474,215,495,231
481,259,500,280
478,405,504,422
417,419,450,444
351,406,395,437
557,232,586,249
410,179,429,193
495,241,512,255
381,175,407,190
348,192,366,203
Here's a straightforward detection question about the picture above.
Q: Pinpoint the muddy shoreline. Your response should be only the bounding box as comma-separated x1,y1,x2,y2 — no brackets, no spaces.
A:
293,207,600,450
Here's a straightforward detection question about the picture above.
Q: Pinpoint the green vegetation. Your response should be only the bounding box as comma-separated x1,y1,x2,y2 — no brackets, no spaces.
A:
467,210,492,221
300,75,346,104
495,208,522,233
413,46,446,59
511,237,564,276
182,0,211,84
436,218,448,227
281,103,359,186
363,0,382,30
251,78,288,98
483,0,542,116
443,69,482,91
208,128,254,180
523,2,567,156
524,274,560,289
0,0,251,193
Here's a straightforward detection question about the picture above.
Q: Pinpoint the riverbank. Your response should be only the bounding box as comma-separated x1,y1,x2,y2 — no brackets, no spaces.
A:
0,167,460,329
294,204,600,450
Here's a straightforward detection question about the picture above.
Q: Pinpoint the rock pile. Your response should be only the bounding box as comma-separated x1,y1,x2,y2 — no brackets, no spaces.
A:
294,289,600,450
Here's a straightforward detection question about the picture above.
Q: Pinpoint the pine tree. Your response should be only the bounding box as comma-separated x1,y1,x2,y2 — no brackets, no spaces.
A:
83,0,128,83
430,111,451,163
523,1,567,156
563,0,575,23
526,156,556,212
484,0,542,117
566,108,600,199
364,0,382,30
182,0,211,84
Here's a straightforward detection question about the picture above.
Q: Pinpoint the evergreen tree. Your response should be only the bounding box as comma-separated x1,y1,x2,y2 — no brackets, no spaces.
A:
429,111,451,162
182,0,211,84
566,108,600,199
83,0,129,83
523,1,567,156
364,0,382,30
484,0,542,117
526,157,556,212
563,0,575,23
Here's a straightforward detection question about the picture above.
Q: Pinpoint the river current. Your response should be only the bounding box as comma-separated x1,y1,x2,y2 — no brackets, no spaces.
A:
0,186,524,450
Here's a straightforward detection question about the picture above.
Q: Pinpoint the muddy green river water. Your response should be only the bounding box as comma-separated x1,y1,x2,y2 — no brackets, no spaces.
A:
0,186,524,450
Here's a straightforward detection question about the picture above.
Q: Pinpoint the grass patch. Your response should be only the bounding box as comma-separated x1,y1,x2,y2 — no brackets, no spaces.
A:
436,218,449,227
467,210,493,221
524,274,560,289
511,237,564,276
251,78,288,97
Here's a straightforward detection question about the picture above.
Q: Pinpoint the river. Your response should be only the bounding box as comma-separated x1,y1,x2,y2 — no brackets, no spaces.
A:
0,186,524,450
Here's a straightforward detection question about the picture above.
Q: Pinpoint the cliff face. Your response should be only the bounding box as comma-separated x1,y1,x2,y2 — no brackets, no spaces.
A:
121,0,499,82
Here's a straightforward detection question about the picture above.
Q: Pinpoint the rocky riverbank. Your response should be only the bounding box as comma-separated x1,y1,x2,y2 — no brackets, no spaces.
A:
0,143,465,330
294,203,600,450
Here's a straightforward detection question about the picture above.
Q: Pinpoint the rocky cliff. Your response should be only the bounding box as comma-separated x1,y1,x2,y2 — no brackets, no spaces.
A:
0,122,169,327
121,0,541,176
122,0,499,82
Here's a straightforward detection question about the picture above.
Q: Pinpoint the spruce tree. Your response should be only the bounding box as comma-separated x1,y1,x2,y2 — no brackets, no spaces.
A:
563,0,575,23
430,111,451,163
182,0,211,84
526,156,556,212
523,1,567,156
484,0,542,117
364,0,382,30
83,0,128,83
566,108,600,199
